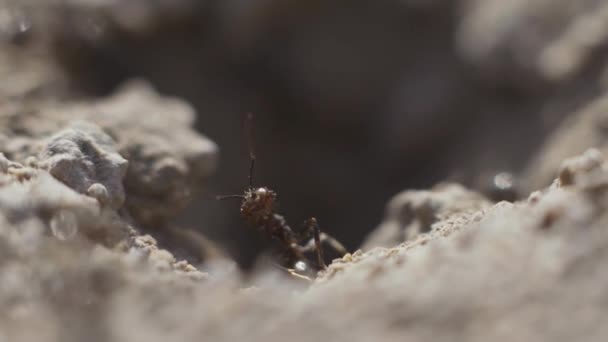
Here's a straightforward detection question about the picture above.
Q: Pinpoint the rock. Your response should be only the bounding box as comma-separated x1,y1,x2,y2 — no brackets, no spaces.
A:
0,155,120,245
0,149,604,341
362,183,491,250
2,118,608,341
0,152,204,273
311,150,608,341
0,80,218,226
0,29,221,262
85,80,219,225
39,121,128,209
523,95,608,191
458,0,608,85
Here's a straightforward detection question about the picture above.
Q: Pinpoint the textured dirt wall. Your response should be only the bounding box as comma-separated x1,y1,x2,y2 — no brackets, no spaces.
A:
2,134,608,341
1,1,608,341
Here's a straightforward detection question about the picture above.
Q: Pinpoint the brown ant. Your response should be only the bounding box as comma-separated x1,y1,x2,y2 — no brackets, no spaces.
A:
217,113,347,277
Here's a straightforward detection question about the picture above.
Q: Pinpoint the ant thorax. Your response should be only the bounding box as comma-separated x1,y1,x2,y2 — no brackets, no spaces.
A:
240,187,277,224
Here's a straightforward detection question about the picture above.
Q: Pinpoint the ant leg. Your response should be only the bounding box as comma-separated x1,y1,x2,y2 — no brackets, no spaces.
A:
297,218,349,269
308,218,326,270
271,263,312,282
318,232,348,257
298,228,348,257
296,218,324,268
299,217,327,270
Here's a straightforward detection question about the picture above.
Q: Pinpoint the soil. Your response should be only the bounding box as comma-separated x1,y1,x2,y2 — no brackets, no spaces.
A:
2,1,608,341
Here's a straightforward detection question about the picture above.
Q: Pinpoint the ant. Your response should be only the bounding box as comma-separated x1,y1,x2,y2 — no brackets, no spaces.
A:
217,113,348,277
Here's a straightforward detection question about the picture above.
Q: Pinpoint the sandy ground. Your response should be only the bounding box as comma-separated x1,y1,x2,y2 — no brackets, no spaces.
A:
3,1,608,341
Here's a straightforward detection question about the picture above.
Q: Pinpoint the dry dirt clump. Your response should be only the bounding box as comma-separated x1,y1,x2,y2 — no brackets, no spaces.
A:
459,0,608,84
309,149,608,341
525,95,608,191
3,140,608,341
362,183,492,250
0,77,221,262
0,80,218,226
0,149,204,275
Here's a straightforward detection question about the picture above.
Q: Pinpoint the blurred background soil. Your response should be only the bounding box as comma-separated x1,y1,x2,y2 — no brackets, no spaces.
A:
2,0,607,267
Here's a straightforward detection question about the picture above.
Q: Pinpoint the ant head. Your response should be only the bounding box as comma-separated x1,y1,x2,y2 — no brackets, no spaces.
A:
242,187,277,217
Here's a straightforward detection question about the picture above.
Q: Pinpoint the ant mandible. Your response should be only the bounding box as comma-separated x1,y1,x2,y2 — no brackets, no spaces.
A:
217,113,347,277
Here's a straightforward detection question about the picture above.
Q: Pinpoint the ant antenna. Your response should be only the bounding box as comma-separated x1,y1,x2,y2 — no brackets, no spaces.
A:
215,112,256,202
246,112,256,189
216,194,245,200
